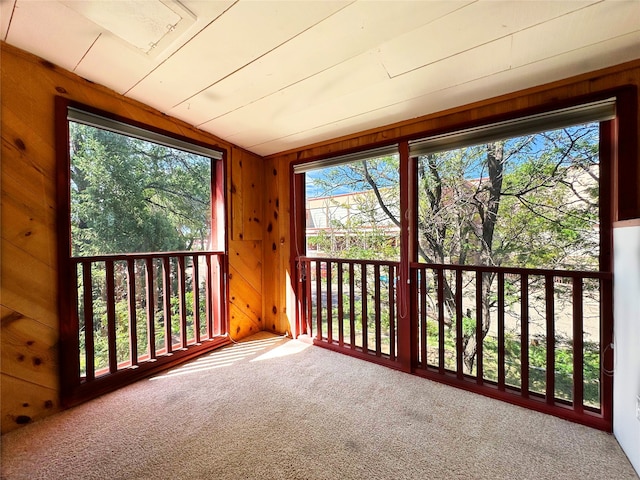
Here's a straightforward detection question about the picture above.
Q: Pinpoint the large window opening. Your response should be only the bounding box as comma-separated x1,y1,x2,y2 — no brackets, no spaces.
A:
58,101,228,405
69,121,214,257
304,150,400,260
412,121,604,406
294,98,615,429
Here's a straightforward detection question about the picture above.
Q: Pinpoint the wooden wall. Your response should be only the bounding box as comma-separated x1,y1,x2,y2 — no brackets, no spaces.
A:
0,42,263,433
263,59,640,336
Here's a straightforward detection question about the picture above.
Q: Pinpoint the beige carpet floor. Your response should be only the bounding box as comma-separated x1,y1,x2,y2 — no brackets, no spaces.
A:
2,332,638,480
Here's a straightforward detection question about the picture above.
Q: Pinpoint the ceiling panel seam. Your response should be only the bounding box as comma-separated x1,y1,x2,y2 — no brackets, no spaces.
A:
73,33,101,72
189,2,480,127
389,0,602,79
196,49,386,127
516,29,640,69
248,33,637,154
3,0,17,41
172,0,357,110
188,1,477,121
123,0,239,95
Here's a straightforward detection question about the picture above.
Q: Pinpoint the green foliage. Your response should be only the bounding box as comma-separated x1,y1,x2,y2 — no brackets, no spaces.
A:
70,122,212,256
77,256,210,376
415,124,599,270
422,321,601,406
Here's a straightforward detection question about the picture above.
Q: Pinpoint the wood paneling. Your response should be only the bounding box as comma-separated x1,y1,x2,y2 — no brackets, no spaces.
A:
262,157,295,335
230,147,263,241
1,305,60,433
0,42,263,433
1,375,59,434
1,306,58,390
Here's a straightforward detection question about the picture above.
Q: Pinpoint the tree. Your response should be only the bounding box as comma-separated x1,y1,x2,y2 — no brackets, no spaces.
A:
70,122,212,256
307,123,600,373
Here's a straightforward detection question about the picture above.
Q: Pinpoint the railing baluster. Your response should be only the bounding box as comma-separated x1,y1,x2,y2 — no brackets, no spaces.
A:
349,263,355,349
600,276,614,424
389,265,396,361
145,258,156,360
455,269,464,380
374,264,382,357
476,271,483,384
178,256,187,348
497,272,505,391
420,267,427,368
316,261,322,340
162,257,172,354
205,254,213,339
193,255,201,344
455,269,463,379
82,262,95,381
305,260,312,336
105,260,117,373
521,273,529,398
127,259,138,367
218,254,227,337
337,261,344,347
361,263,368,352
545,274,556,405
327,261,333,344
437,268,445,373
572,277,584,414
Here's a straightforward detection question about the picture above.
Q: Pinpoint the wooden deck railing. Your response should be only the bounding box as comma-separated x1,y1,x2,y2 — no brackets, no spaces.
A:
297,256,613,431
62,251,229,405
298,257,399,369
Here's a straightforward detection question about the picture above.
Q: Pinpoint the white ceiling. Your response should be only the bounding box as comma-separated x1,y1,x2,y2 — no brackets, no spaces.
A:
2,0,640,156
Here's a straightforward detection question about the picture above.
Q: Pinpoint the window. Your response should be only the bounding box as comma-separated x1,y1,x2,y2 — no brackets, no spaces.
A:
292,97,616,425
68,110,220,257
57,100,228,405
298,146,400,261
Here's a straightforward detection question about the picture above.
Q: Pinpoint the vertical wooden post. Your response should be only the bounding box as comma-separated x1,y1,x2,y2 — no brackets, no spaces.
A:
192,255,201,344
361,263,368,352
177,256,187,348
374,264,382,357
291,171,307,338
497,272,505,391
389,265,396,361
337,261,344,347
316,261,322,340
455,269,463,379
396,141,414,372
205,254,213,338
162,257,172,354
106,260,117,373
145,258,156,359
476,271,483,384
545,274,556,405
327,260,333,344
127,259,138,366
349,263,356,348
437,268,445,373
82,262,95,381
521,273,530,398
572,277,584,414
420,268,427,368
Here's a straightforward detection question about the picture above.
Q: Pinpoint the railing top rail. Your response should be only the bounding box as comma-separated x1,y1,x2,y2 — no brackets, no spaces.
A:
72,250,225,263
409,261,611,279
298,256,399,268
